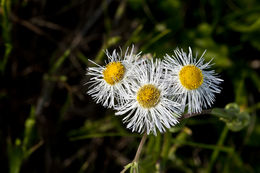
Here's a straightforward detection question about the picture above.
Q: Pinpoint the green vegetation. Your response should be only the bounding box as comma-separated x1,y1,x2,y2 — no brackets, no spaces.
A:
0,0,260,172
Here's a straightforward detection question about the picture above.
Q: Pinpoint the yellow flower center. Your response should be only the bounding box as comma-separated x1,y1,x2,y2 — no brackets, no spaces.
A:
103,62,125,85
137,84,160,108
179,65,203,90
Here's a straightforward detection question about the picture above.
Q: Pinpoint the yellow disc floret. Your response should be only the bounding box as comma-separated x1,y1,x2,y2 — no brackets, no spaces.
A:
103,62,125,85
179,65,203,90
137,84,160,108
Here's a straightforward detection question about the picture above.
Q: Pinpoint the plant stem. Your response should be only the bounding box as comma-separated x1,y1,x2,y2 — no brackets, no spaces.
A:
133,133,147,163
207,126,229,173
179,109,212,120
121,133,148,173
121,109,212,173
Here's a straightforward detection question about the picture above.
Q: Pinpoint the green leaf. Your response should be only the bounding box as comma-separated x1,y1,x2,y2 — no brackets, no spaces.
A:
50,49,71,74
0,0,12,74
211,103,250,132
141,29,171,51
7,139,23,173
229,16,260,33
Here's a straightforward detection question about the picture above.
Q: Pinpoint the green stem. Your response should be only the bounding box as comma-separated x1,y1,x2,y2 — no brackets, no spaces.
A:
207,126,229,173
121,133,147,173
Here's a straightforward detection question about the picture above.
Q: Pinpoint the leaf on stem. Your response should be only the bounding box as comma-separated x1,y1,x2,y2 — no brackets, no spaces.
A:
211,103,250,132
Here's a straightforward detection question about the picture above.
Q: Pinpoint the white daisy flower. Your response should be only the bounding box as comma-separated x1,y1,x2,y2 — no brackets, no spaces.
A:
164,47,223,113
86,46,141,108
115,59,181,135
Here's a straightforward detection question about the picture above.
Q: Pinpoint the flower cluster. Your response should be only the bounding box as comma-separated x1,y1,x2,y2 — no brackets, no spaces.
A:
86,46,223,135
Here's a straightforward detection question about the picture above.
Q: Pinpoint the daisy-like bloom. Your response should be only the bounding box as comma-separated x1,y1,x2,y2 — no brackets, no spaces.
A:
86,46,141,108
115,59,181,135
164,47,223,113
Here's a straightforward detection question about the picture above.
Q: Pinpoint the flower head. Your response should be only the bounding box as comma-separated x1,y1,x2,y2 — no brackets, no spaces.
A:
103,61,125,85
115,59,181,135
86,46,141,108
164,47,223,113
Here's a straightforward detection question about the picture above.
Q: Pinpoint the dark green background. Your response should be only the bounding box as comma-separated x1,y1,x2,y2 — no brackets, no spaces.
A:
0,0,260,172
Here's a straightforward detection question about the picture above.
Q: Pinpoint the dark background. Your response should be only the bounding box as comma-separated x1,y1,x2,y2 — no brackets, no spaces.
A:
0,0,260,172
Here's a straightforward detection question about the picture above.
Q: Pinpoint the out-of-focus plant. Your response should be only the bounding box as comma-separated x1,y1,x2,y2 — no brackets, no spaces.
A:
7,107,43,173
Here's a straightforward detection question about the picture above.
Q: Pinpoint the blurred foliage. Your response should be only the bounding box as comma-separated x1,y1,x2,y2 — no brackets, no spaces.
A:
212,103,250,132
1,0,260,173
7,106,43,173
0,0,12,73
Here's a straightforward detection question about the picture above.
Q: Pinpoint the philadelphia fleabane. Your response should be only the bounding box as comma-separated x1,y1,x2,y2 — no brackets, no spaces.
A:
115,59,181,135
86,46,141,108
164,47,223,113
